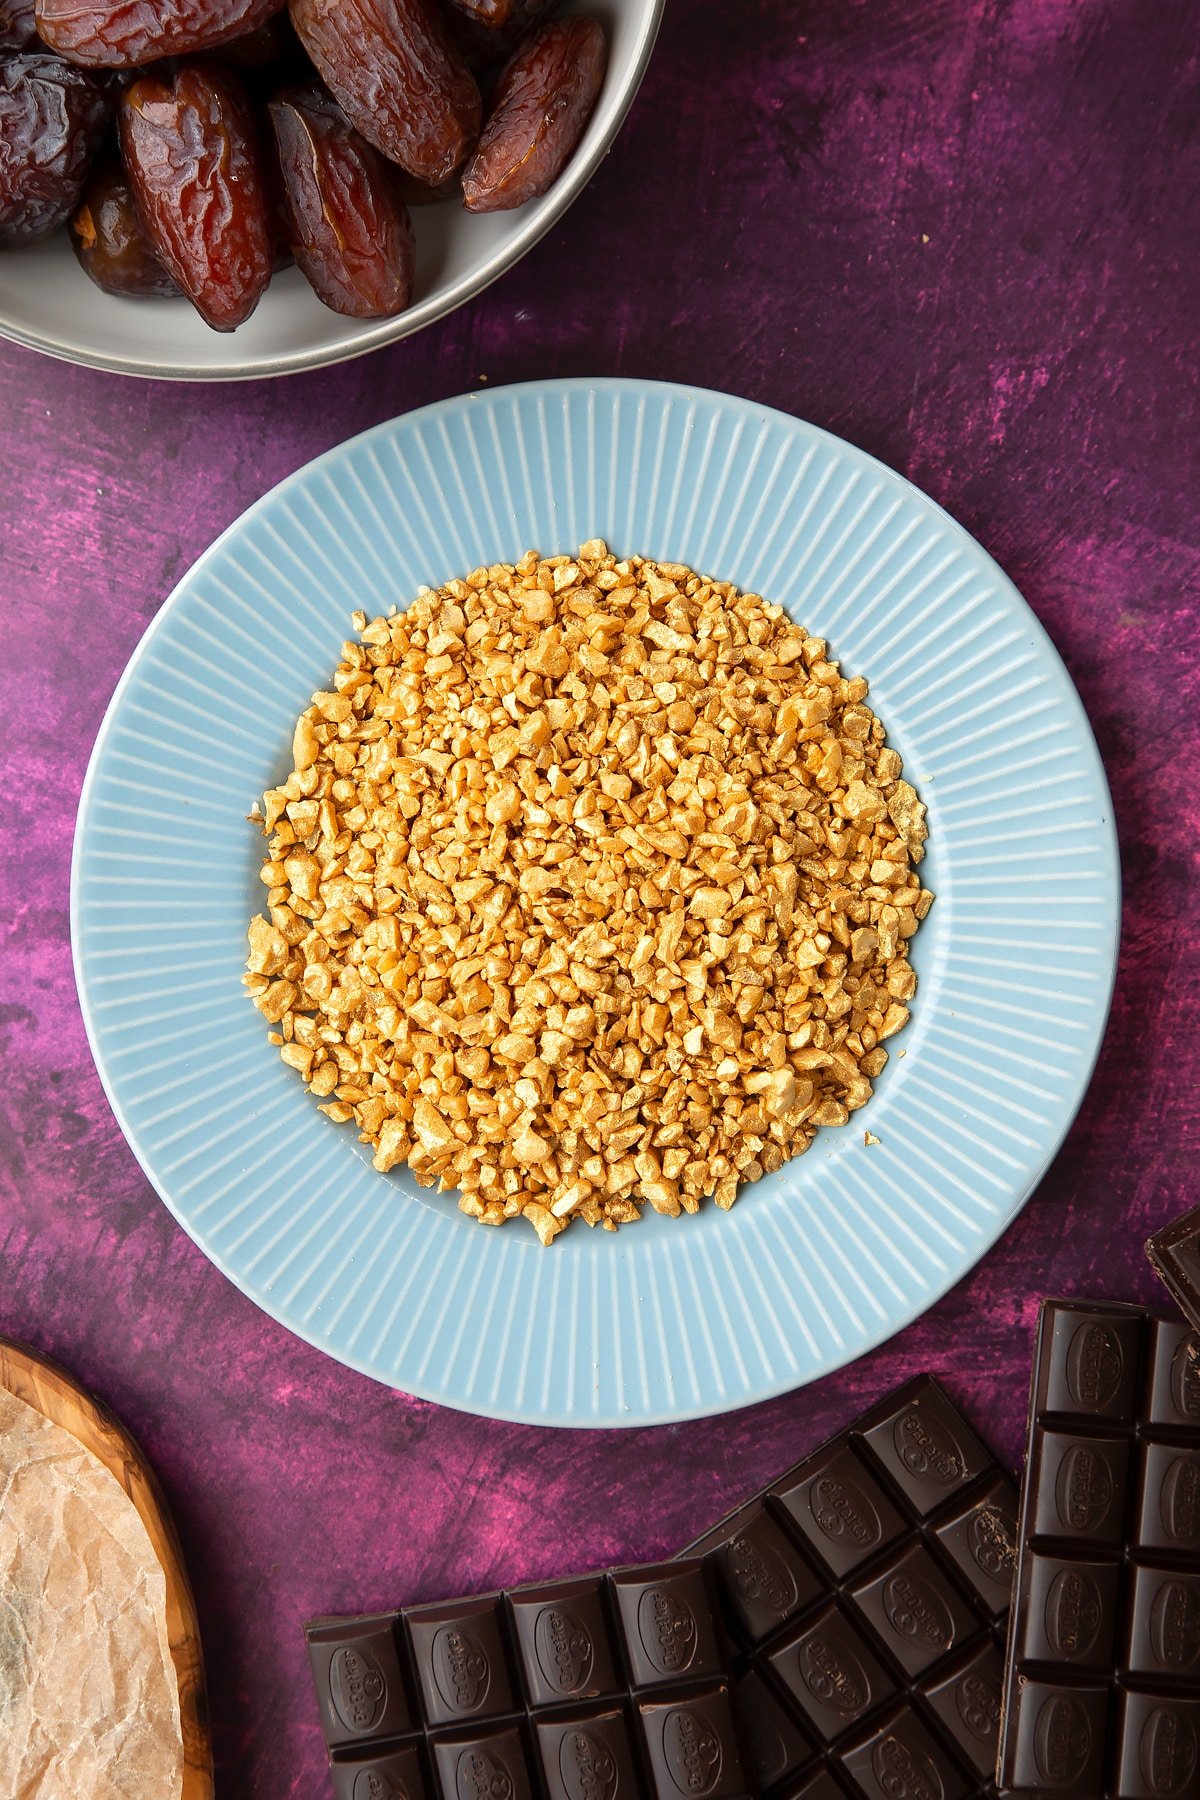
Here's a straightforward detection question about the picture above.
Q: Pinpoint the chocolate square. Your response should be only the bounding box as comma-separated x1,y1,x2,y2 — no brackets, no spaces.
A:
637,1685,749,1800
1113,1690,1200,1800
534,1707,641,1800
1124,1565,1200,1684
609,1566,725,1690
1038,1303,1142,1423
919,1639,1003,1781
770,1447,904,1579
840,1706,971,1800
332,1744,430,1800
700,1506,822,1645
1028,1429,1130,1547
860,1386,989,1516
1016,1553,1119,1672
846,1542,979,1679
1135,1441,1200,1554
308,1614,414,1748
766,1604,893,1743
431,1726,536,1800
932,1475,1017,1618
508,1578,620,1707
1143,1318,1200,1432
1003,1681,1108,1793
732,1669,813,1792
406,1598,516,1726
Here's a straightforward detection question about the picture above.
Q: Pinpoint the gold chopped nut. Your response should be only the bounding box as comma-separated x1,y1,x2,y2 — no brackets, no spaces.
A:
511,1117,551,1164
292,713,319,773
373,1117,410,1173
246,545,931,1242
412,1097,456,1153
842,780,887,824
523,1203,563,1246
887,780,928,863
246,913,289,977
744,1070,798,1116
878,1003,911,1041
690,888,731,920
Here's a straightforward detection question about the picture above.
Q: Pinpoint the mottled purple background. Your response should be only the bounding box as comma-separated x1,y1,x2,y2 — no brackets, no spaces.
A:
1,2,1198,1794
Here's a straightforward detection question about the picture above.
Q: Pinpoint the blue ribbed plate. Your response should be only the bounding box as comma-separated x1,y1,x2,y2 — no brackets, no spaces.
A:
71,380,1119,1426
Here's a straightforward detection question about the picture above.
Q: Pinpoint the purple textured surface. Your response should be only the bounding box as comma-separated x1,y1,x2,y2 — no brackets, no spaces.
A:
0,2,1197,1795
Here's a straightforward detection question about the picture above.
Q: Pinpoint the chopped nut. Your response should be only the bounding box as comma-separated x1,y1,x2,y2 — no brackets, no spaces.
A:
373,1117,410,1173
690,888,731,920
744,1069,798,1116
878,1003,911,1041
887,780,928,863
292,713,319,773
512,1116,551,1164
412,1097,456,1153
523,1203,562,1246
246,913,289,977
842,780,887,824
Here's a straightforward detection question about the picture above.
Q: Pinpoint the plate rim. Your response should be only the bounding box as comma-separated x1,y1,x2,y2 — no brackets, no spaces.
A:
70,376,1122,1424
0,0,665,383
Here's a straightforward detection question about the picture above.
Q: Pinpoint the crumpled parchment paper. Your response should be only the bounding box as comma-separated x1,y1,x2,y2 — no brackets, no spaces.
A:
0,1386,183,1800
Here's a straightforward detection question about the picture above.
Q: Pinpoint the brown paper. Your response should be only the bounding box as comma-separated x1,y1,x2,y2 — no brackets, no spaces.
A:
0,1387,183,1800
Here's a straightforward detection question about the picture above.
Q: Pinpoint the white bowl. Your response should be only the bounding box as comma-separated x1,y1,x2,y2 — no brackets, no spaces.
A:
0,0,663,381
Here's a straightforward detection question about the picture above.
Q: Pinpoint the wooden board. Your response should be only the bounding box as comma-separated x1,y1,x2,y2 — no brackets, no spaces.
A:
0,1335,214,1800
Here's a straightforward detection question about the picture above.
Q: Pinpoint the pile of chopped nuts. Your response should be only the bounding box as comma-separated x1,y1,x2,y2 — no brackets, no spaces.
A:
245,544,932,1244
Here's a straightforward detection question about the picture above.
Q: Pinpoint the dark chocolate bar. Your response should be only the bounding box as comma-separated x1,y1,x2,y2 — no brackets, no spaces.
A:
306,1560,754,1800
684,1376,1018,1799
1147,1205,1200,1335
998,1298,1200,1796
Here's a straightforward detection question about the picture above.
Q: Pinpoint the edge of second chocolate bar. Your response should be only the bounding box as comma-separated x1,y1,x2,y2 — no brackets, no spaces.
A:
997,1295,1200,1797
1146,1202,1200,1335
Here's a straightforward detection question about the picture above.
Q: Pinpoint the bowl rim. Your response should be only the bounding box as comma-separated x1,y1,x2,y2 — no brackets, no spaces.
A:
0,0,666,383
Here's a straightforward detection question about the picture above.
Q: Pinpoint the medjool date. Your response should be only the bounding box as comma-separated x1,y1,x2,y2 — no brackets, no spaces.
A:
269,86,414,317
461,16,604,213
118,60,271,328
0,53,109,243
0,0,37,51
70,156,178,293
35,0,285,70
288,0,479,185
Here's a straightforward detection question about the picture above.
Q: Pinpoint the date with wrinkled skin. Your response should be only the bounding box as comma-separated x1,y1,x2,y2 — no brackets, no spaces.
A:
0,53,109,243
461,15,605,213
118,61,272,329
269,86,414,317
288,0,480,186
35,0,284,69
0,0,37,50
70,157,179,294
